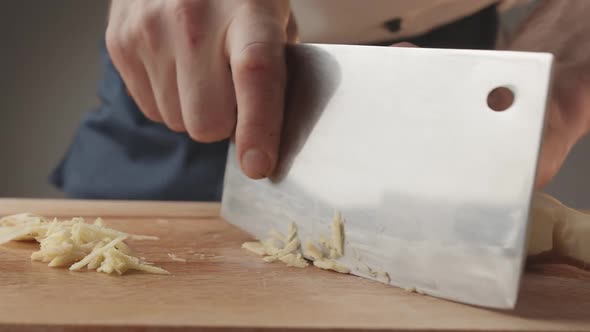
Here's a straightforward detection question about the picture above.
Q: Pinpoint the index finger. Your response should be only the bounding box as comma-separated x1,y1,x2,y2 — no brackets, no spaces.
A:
226,11,288,179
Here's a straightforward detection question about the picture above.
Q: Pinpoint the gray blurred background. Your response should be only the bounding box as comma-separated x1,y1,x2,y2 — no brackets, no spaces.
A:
1,1,589,208
0,1,108,199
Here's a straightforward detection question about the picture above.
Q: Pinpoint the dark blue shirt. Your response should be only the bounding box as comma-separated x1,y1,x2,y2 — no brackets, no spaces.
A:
50,40,228,201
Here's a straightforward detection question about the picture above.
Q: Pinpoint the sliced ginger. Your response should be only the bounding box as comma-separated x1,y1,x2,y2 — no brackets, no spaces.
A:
242,211,349,274
242,222,308,268
0,213,169,275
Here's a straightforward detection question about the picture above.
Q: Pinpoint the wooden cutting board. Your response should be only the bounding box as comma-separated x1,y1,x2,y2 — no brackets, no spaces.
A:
1,198,589,332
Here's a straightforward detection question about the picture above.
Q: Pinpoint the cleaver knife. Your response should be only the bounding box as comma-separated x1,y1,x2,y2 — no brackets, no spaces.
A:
220,43,553,309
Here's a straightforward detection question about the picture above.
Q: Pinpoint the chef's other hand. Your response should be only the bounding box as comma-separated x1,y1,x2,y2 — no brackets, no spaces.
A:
498,0,590,190
106,0,297,179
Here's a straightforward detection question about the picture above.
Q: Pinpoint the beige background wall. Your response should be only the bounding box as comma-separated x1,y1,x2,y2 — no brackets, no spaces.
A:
0,1,589,208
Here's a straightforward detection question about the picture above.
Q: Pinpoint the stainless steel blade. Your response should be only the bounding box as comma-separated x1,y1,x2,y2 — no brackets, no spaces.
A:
221,44,553,309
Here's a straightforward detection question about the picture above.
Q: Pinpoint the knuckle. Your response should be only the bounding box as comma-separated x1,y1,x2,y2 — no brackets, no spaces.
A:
106,27,143,65
105,29,126,61
109,8,162,55
137,10,162,52
234,42,284,75
169,0,209,49
171,0,210,14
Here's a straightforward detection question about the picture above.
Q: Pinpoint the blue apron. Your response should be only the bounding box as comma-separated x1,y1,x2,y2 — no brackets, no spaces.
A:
50,41,228,201
50,4,497,201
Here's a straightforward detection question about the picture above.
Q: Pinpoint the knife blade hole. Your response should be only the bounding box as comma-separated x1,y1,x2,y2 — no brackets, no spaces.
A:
487,87,514,112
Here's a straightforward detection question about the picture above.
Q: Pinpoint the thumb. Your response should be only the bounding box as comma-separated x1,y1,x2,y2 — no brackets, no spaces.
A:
535,100,577,190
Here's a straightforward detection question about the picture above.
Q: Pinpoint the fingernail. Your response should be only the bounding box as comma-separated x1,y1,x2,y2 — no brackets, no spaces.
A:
241,149,272,179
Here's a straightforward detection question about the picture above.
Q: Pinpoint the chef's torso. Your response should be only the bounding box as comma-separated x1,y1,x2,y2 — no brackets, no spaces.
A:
291,0,500,43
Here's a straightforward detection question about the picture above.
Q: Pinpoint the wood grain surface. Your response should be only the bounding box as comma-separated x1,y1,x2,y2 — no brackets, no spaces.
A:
0,198,219,219
0,199,589,332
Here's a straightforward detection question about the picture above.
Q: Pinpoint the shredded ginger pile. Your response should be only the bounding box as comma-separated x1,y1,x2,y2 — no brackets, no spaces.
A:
242,211,350,273
0,213,169,275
